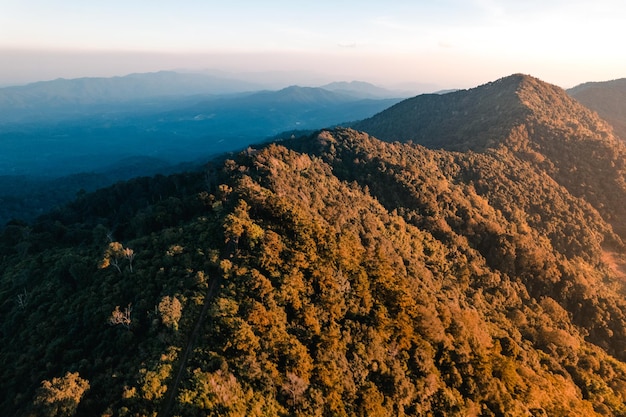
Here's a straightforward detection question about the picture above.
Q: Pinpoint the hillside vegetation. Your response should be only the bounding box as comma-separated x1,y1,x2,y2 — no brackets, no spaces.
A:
568,78,626,140
356,74,626,237
3,75,626,416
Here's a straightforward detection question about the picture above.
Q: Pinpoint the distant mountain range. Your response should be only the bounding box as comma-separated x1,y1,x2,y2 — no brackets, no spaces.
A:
0,72,404,175
0,72,405,225
5,74,626,416
0,71,261,118
0,71,406,124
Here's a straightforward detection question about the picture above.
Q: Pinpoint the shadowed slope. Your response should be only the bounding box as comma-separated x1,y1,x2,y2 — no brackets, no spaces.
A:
568,78,626,140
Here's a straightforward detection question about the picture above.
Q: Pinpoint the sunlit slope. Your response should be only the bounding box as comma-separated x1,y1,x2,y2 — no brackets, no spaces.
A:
3,75,626,416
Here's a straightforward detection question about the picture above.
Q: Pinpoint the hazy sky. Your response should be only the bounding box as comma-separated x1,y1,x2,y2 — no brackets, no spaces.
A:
1,0,625,89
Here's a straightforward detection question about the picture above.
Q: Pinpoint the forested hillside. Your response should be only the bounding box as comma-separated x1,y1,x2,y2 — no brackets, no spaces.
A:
3,75,626,416
355,74,626,237
568,78,626,140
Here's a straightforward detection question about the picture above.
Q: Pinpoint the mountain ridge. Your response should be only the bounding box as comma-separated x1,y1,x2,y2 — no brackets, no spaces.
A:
353,73,532,150
4,73,626,416
355,73,626,238
0,71,262,105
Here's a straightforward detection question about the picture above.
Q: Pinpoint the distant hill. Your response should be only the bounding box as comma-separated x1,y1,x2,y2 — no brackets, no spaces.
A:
5,74,626,416
567,78,626,140
166,85,401,139
0,71,262,121
319,80,409,99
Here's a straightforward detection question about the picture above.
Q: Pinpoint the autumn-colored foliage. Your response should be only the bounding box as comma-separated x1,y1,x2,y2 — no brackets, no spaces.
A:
2,74,626,416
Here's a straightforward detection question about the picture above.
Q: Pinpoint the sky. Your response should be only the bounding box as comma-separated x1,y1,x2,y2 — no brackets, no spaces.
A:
1,0,626,90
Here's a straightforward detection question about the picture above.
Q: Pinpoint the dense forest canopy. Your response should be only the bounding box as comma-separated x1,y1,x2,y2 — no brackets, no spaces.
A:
3,74,626,416
568,78,626,141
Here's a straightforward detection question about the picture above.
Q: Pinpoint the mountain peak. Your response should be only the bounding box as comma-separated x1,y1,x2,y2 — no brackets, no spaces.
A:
352,74,528,150
355,73,626,241
354,73,613,151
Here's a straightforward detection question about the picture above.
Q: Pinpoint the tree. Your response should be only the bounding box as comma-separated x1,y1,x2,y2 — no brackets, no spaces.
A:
99,242,124,273
109,304,132,328
123,247,135,273
99,242,135,273
33,372,89,417
158,296,182,331
282,372,308,410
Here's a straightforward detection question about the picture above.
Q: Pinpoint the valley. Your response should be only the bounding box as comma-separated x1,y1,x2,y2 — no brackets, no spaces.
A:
0,72,406,226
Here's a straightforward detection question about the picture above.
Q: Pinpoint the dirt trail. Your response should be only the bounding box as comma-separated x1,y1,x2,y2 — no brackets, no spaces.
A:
157,274,223,417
